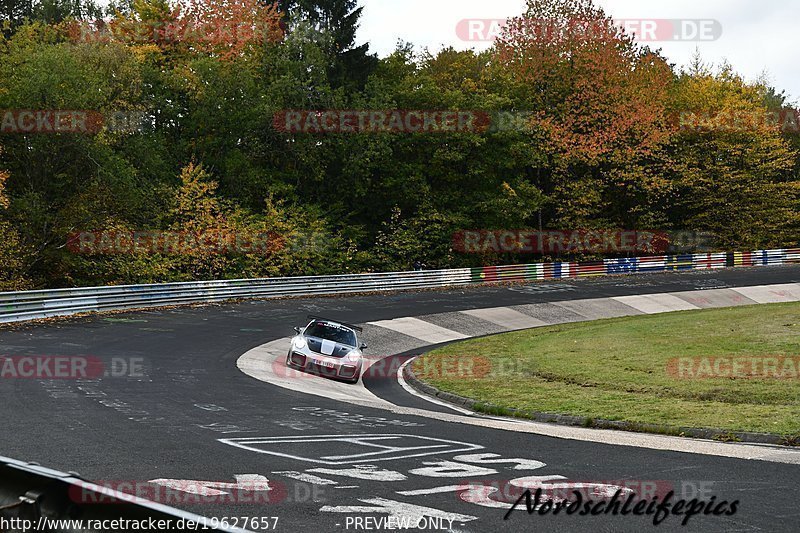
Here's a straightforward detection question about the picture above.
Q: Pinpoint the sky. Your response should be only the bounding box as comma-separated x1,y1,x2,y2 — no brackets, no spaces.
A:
357,0,799,103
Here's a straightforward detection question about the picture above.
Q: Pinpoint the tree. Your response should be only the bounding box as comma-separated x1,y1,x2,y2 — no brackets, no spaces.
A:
1,0,798,289
492,0,674,227
0,164,29,290
165,162,351,280
1,0,34,37
659,62,800,248
279,0,376,91
101,0,282,59
33,0,102,23
368,206,469,271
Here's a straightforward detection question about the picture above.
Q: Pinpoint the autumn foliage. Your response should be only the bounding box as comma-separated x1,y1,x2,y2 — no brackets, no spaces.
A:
495,0,673,165
0,0,798,288
65,0,284,58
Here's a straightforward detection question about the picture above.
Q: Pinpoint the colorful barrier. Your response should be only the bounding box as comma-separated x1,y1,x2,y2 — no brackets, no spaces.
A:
469,248,800,283
1,248,798,323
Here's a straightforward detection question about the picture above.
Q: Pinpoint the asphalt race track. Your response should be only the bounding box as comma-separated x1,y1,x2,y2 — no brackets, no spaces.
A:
2,266,800,532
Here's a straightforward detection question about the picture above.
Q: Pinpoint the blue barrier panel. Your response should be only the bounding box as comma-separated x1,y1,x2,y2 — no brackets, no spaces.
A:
606,258,638,274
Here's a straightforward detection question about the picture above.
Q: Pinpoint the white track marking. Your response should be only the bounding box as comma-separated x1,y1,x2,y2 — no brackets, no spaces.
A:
218,434,484,465
148,475,271,496
455,485,510,509
459,307,547,329
398,486,464,496
367,317,469,344
396,357,474,415
272,472,338,485
194,403,227,412
320,445,452,461
320,497,478,523
399,475,572,510
307,466,407,482
452,453,546,470
407,461,497,478
612,293,701,313
397,357,532,422
730,283,800,303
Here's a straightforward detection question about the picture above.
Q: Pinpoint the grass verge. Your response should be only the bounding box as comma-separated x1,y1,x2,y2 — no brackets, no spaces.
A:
412,302,800,436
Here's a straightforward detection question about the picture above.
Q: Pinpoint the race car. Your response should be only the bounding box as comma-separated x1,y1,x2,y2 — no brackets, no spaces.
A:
286,316,367,384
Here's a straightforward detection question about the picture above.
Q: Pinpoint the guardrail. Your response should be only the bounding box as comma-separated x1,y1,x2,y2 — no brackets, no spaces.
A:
0,455,246,532
1,248,798,324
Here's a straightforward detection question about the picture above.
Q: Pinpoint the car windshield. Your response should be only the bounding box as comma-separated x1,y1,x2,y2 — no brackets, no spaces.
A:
305,322,357,346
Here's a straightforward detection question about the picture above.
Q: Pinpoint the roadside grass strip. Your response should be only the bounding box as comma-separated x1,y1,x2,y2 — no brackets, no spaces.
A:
412,302,800,437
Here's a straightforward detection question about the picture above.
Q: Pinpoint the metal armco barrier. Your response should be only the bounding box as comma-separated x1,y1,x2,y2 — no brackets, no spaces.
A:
1,248,798,324
0,456,247,532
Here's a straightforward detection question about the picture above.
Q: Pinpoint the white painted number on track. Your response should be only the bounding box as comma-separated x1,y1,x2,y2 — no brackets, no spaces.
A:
407,460,497,478
307,466,408,482
272,471,339,485
452,453,547,470
148,475,271,496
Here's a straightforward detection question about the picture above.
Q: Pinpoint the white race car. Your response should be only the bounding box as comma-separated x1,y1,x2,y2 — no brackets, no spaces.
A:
286,316,367,384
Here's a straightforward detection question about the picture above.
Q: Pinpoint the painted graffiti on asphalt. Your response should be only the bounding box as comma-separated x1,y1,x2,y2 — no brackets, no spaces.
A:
141,408,740,530
209,428,733,528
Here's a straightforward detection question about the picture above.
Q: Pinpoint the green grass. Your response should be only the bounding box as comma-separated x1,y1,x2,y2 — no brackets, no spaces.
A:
412,302,800,436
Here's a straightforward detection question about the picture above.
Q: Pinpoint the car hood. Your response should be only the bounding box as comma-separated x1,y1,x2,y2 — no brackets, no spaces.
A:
305,337,354,358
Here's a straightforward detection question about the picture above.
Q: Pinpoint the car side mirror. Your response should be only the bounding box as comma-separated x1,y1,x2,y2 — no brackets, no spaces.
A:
293,327,301,334
360,343,368,351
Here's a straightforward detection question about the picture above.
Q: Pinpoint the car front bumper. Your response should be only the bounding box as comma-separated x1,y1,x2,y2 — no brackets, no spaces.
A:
287,349,361,380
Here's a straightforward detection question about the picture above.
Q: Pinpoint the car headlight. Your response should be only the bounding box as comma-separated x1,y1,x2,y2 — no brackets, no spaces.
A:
346,350,360,362
293,337,307,350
